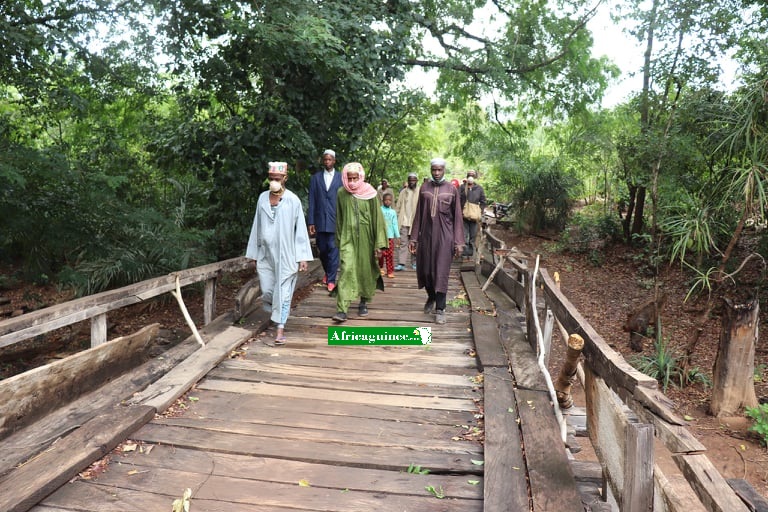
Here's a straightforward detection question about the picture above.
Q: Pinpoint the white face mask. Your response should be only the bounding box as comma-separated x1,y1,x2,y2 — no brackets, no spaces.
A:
269,180,283,193
467,176,475,184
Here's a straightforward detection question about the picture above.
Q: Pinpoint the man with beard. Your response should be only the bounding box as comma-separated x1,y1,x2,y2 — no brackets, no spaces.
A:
395,172,420,271
408,159,464,325
308,149,342,292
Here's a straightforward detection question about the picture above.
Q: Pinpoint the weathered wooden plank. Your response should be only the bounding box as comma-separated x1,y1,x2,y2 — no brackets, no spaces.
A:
539,268,657,393
624,389,705,453
155,416,482,455
728,478,768,512
166,397,474,442
470,311,507,369
132,422,484,474
197,379,478,411
179,389,479,427
47,473,483,511
584,365,630,502
0,405,155,512
483,367,529,511
497,307,548,391
461,271,494,312
0,257,251,347
0,323,159,439
654,468,708,512
207,365,479,399
248,348,476,370
623,423,654,512
244,351,476,373
128,325,255,412
515,388,583,511
112,444,483,499
673,453,750,512
220,359,475,387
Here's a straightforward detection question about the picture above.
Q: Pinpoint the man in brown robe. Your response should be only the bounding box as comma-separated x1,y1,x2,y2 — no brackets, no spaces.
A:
408,158,464,325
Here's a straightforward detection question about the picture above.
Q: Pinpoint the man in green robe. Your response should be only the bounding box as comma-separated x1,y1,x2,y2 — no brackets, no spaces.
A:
331,162,388,323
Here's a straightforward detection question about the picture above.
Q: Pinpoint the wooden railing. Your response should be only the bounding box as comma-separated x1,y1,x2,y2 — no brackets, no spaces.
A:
478,226,761,512
0,257,252,350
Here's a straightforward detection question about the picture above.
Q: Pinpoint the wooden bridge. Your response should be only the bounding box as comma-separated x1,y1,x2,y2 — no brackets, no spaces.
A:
0,227,765,512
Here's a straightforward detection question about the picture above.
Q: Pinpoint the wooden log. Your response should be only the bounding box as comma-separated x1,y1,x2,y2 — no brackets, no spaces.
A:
710,298,759,417
0,323,159,440
0,404,156,512
555,334,584,409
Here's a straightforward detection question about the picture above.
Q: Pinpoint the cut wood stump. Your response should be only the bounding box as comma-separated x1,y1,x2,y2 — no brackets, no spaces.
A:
710,298,759,417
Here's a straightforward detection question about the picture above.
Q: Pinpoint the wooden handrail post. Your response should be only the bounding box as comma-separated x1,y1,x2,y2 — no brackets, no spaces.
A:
554,333,584,409
90,313,107,347
204,276,217,325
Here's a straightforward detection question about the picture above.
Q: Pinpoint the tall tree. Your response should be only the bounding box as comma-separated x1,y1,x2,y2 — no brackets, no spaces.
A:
616,0,742,242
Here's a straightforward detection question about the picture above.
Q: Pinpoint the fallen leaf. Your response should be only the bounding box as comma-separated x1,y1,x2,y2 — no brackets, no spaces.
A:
298,479,311,487
122,443,138,452
470,459,484,466
468,480,480,485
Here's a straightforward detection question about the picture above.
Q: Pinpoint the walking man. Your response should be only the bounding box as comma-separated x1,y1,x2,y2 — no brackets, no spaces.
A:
409,158,464,325
308,149,342,292
246,162,314,345
395,172,420,271
459,169,486,258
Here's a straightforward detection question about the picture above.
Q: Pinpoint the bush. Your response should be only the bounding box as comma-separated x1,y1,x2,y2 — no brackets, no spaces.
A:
559,207,622,255
511,161,577,233
746,403,768,446
630,336,710,392
58,215,214,296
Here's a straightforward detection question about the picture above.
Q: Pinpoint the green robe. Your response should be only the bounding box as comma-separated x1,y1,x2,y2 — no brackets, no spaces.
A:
333,189,388,312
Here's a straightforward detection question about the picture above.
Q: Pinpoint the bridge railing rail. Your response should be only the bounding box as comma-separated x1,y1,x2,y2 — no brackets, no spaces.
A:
0,257,253,351
480,226,757,512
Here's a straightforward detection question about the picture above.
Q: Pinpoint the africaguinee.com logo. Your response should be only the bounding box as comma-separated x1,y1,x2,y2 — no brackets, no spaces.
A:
328,326,432,346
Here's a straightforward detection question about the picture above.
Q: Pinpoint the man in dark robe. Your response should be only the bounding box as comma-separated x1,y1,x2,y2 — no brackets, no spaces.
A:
408,158,464,325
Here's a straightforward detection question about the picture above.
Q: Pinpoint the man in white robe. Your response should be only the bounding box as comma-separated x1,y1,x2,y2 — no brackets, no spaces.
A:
246,162,314,345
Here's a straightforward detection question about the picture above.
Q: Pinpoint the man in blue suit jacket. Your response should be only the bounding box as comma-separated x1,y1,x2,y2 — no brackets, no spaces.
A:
308,149,343,291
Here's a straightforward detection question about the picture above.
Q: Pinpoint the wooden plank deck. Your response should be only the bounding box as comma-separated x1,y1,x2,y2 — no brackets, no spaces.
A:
30,266,486,512
17,263,596,512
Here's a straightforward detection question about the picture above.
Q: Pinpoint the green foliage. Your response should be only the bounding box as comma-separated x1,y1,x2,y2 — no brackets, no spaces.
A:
630,336,679,392
425,485,445,499
745,404,768,447
558,206,622,255
406,463,430,475
511,159,577,233
630,336,710,391
59,220,213,297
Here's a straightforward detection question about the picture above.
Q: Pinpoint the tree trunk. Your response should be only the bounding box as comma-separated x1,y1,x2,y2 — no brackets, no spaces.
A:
630,185,646,237
623,183,637,243
710,298,759,417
